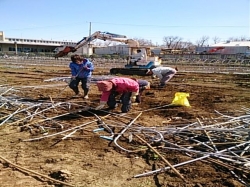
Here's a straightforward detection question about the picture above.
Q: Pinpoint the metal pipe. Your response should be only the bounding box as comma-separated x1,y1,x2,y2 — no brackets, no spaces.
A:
113,112,142,152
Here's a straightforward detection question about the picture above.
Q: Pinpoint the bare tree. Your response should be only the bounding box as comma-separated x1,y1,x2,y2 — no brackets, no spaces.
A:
232,36,249,41
179,41,195,51
226,36,248,41
162,36,180,48
195,36,209,47
212,36,221,44
133,38,153,46
173,37,183,49
227,37,236,41
239,36,248,41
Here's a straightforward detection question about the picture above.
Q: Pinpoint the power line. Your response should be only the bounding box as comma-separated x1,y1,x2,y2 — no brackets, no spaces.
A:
91,21,248,28
5,21,248,32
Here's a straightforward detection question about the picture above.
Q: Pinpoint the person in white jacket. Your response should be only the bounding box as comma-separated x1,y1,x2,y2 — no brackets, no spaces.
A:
147,66,178,87
130,49,145,65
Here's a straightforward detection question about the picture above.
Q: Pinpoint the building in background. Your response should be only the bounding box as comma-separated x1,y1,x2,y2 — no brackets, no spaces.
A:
196,41,250,57
0,31,92,56
93,44,165,57
94,44,129,55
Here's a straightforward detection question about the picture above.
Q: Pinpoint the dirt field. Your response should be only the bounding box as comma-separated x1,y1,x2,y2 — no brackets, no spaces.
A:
0,58,250,187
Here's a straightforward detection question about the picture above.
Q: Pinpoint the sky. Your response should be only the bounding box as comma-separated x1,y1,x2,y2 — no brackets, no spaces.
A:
1,0,250,45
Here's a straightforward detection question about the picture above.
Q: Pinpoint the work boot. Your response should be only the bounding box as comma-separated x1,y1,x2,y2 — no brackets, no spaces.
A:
83,89,89,99
106,103,118,110
83,95,89,99
73,88,79,95
159,83,166,88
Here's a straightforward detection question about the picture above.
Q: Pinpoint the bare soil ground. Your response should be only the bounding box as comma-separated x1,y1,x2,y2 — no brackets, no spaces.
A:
0,59,250,187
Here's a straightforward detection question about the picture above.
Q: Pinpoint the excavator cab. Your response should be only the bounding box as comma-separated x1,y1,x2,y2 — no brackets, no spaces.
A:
54,46,76,58
128,48,147,65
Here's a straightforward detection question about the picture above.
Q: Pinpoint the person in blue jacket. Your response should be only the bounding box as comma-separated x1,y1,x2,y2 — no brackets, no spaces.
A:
69,54,94,99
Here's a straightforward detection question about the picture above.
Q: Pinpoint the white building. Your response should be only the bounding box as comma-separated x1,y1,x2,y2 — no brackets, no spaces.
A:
212,41,250,47
94,44,130,55
196,41,250,55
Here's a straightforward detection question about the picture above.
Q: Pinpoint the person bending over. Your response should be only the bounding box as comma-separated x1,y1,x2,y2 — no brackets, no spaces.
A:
147,66,178,87
95,77,141,113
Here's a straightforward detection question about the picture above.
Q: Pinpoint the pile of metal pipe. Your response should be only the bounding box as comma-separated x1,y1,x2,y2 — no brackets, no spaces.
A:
0,84,250,184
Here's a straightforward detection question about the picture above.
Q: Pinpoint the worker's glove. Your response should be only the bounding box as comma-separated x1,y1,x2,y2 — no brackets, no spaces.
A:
131,96,136,102
135,95,141,103
83,66,89,70
95,101,106,110
151,74,157,79
142,82,151,90
131,92,139,103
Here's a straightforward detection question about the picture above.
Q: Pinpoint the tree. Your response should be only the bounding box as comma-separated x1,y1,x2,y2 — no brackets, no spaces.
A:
162,36,182,49
239,36,248,41
133,38,153,46
179,41,195,52
212,36,221,44
195,36,209,47
173,37,183,49
227,36,249,41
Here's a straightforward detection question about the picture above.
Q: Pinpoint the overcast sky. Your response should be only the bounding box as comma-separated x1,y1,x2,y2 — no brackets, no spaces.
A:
1,0,249,45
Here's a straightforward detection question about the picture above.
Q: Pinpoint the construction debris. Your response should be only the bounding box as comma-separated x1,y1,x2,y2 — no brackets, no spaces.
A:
0,84,250,185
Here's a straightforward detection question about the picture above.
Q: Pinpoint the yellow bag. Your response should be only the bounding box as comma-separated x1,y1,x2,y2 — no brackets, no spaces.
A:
171,92,191,107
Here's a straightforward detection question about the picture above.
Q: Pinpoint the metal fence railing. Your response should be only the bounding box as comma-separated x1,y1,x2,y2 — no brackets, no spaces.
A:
0,56,249,74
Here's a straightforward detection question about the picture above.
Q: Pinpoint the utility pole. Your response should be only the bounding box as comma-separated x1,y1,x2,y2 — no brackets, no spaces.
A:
89,22,91,38
14,42,17,55
87,22,92,56
249,0,250,39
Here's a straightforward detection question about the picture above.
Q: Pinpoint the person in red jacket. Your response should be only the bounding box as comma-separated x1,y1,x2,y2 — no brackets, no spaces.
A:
95,77,141,113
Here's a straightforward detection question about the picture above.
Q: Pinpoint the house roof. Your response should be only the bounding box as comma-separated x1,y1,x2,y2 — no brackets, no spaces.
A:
212,41,250,47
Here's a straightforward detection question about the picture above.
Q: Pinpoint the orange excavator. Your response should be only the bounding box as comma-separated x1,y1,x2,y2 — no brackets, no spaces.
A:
54,31,138,58
55,46,76,58
54,31,162,76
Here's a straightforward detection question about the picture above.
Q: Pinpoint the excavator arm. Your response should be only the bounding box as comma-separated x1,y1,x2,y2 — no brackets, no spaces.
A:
54,30,160,76
54,31,139,58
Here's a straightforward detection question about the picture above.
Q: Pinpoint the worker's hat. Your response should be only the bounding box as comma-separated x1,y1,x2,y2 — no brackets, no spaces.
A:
96,81,113,92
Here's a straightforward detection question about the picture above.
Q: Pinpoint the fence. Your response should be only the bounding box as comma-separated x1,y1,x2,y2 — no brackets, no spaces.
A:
0,56,249,74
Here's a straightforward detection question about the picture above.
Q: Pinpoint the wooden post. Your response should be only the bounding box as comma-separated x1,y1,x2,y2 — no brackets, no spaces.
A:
135,134,186,182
